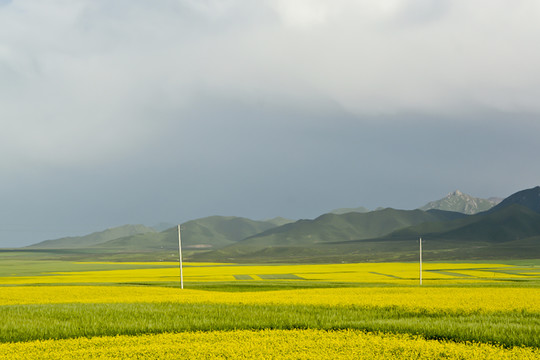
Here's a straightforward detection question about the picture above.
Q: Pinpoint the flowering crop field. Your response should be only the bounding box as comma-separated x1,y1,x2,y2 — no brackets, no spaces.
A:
1,285,540,313
1,260,539,359
1,260,539,285
1,330,539,360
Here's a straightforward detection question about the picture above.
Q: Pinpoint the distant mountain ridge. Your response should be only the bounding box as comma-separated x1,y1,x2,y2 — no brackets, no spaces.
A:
487,186,540,214
194,208,469,261
23,186,540,263
329,206,370,215
195,186,540,262
28,224,157,249
263,217,294,227
79,216,281,251
385,204,540,243
419,190,500,214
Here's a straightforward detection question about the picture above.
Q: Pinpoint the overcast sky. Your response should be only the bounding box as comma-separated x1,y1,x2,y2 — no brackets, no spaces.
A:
1,0,540,247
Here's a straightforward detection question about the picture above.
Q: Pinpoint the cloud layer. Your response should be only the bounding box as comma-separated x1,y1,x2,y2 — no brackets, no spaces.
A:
1,1,540,245
2,1,540,168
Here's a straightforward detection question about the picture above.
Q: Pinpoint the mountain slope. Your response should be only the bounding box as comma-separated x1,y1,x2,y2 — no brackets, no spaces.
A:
329,206,369,215
194,209,468,260
95,216,280,250
381,204,540,243
263,217,295,227
195,205,540,263
487,186,540,214
419,190,499,214
439,205,540,242
25,186,540,263
194,187,540,262
28,225,157,249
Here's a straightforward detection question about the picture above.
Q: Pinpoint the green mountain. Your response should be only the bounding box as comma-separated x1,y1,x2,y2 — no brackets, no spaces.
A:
329,206,369,215
194,205,540,263
419,190,499,214
244,208,464,245
263,217,295,227
23,186,540,263
194,187,540,263
28,225,157,249
487,186,540,214
151,222,176,231
193,209,468,261
334,204,540,262
95,216,280,251
380,204,540,243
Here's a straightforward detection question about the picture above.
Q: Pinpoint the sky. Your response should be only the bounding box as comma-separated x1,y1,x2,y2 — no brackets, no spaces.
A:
1,0,540,247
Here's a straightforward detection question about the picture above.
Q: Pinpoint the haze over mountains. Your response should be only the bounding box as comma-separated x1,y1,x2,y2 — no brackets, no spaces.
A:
23,187,540,263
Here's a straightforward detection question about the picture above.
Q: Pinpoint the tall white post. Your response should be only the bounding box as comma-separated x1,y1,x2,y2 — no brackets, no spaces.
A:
419,237,423,286
178,225,183,289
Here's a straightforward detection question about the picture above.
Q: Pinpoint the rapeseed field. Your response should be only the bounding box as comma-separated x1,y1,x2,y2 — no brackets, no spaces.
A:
0,261,538,359
1,261,537,285
1,330,539,360
1,285,539,313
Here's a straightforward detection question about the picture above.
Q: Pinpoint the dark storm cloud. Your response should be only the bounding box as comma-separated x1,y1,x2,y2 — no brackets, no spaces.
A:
1,1,540,246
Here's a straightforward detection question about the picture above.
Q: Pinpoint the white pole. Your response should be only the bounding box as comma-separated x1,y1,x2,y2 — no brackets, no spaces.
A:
419,237,423,286
178,225,183,289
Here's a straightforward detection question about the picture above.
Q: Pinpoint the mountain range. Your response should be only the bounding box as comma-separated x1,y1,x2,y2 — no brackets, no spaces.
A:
23,187,540,262
30,216,285,251
418,190,501,214
329,206,370,215
29,224,157,249
329,190,501,216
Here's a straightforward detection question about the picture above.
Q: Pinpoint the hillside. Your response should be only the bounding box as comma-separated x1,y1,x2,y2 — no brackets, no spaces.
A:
28,225,157,249
94,216,280,251
373,204,540,242
194,206,540,263
22,186,540,263
263,217,295,227
247,208,465,245
329,206,369,215
192,209,468,261
419,190,499,214
193,188,540,263
487,186,540,213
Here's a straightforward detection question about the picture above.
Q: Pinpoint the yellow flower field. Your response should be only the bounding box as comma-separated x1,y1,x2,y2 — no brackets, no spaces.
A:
1,261,537,285
1,329,538,360
1,261,539,358
1,285,539,313
2,262,539,314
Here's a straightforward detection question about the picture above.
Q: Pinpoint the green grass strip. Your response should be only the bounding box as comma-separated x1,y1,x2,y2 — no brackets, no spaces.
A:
0,303,538,348
233,275,253,280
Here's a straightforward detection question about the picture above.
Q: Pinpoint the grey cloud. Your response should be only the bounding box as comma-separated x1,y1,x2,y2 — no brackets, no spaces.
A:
1,1,540,246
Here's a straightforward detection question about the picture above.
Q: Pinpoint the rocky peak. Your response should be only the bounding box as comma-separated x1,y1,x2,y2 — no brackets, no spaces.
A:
419,190,497,215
